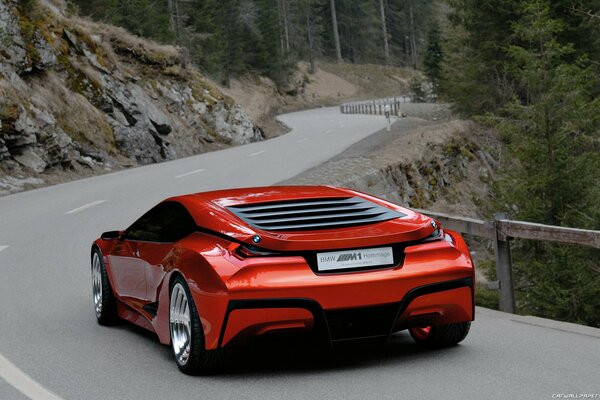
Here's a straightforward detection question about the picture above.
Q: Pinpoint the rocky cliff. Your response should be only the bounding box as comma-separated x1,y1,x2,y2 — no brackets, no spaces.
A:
0,0,262,194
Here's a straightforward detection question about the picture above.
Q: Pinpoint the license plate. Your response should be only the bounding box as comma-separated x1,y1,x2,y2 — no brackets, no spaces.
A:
316,247,394,272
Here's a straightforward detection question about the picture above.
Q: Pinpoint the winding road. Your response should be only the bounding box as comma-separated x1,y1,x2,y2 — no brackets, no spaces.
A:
0,107,598,400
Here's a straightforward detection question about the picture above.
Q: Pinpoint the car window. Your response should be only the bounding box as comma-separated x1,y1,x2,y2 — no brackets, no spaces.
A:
125,202,196,243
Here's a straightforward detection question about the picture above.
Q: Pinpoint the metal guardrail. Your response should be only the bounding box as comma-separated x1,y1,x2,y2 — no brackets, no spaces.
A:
340,96,412,115
413,209,600,314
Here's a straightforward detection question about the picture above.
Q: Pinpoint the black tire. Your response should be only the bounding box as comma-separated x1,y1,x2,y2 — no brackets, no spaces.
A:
91,247,118,325
169,275,224,375
409,322,471,347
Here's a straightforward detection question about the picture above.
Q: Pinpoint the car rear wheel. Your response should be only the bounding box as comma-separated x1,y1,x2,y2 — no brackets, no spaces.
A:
91,248,118,325
409,322,471,347
169,276,223,375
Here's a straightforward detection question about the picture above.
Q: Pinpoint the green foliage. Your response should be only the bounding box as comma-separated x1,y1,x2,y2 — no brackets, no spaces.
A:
442,0,520,115
335,0,382,63
70,0,437,84
476,283,499,310
72,0,174,43
409,76,427,102
492,1,600,228
423,20,442,93
19,0,39,16
385,0,436,67
446,0,600,327
514,242,600,327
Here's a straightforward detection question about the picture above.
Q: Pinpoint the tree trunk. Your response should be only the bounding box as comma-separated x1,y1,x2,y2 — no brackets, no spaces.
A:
167,0,177,37
379,0,390,64
306,2,315,73
329,0,342,62
277,0,286,54
409,0,418,69
282,0,290,54
171,0,183,42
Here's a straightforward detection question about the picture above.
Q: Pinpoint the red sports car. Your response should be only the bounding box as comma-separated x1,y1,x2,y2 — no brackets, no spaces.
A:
91,186,474,374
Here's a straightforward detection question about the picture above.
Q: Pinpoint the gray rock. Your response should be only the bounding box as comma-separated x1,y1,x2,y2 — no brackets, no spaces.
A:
44,129,76,166
29,103,56,128
13,147,46,172
0,175,45,195
103,79,176,161
111,121,166,164
155,81,186,105
2,110,39,152
1,0,264,194
64,28,108,73
79,155,96,168
0,0,28,71
228,106,263,144
82,47,109,74
0,64,30,93
33,30,57,69
0,138,10,160
206,103,262,144
112,108,130,127
63,29,78,50
191,101,207,115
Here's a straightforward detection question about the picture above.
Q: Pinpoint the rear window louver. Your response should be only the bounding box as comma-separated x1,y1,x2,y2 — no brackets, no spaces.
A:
226,197,405,231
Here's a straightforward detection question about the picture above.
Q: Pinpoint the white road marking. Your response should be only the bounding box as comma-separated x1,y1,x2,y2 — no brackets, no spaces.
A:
297,138,309,143
248,150,266,157
0,245,8,253
175,169,206,179
325,130,333,134
0,353,64,400
65,200,106,215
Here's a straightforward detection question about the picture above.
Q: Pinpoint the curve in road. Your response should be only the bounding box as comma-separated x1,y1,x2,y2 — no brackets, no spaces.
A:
0,107,598,400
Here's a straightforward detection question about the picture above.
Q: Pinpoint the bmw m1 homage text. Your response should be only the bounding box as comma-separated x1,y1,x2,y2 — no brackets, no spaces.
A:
90,186,475,374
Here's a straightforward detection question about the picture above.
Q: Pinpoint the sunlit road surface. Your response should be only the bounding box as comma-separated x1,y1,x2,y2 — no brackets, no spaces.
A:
0,107,598,400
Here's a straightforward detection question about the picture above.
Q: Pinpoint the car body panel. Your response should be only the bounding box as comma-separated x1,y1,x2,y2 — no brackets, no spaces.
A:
92,186,475,352
170,186,436,252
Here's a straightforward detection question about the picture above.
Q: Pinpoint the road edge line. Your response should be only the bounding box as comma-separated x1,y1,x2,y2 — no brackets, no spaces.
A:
0,353,64,400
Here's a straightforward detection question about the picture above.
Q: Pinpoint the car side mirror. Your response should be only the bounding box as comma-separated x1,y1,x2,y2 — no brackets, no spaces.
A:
101,230,124,240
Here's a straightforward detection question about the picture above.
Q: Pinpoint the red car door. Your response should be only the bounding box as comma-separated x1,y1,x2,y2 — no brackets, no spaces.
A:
108,239,147,300
112,202,197,305
136,241,171,303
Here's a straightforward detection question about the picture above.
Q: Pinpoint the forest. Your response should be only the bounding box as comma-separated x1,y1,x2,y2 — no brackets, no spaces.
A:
70,0,600,326
72,0,438,85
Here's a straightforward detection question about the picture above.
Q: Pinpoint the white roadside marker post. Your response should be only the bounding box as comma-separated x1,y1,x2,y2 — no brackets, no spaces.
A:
385,104,391,131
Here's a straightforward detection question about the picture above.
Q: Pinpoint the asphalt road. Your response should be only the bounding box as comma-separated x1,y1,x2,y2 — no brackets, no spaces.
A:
0,107,598,400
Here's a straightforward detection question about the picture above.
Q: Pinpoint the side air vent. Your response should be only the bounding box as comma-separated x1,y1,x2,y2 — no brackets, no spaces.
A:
227,197,405,231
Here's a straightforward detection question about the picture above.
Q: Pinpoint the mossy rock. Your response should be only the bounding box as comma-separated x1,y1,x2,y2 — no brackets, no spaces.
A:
0,103,20,123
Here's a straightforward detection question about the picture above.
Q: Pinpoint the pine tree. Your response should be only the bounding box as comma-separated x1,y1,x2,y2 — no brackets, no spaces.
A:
329,0,342,61
423,20,442,94
475,0,600,326
73,0,174,43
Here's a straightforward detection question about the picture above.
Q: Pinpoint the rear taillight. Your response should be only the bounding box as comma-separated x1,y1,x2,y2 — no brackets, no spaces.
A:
444,232,455,246
233,244,282,259
422,228,443,243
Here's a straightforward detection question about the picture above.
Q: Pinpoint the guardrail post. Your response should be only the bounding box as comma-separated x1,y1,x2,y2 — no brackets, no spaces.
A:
494,212,516,314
